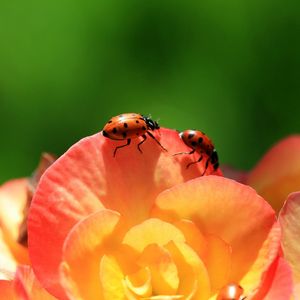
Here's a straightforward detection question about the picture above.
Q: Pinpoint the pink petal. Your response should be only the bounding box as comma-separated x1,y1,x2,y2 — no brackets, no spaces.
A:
264,257,293,300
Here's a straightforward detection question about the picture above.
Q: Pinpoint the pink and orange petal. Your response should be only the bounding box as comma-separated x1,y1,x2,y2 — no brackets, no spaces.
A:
247,135,300,213
279,192,300,299
0,266,56,300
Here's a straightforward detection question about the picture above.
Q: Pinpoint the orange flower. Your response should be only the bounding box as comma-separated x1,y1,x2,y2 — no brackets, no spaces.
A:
27,129,289,299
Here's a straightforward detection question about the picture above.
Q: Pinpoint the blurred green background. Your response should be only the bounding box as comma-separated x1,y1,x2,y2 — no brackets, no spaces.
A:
0,0,299,183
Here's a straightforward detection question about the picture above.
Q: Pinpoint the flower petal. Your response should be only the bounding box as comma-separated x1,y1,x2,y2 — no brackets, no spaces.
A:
205,235,232,293
173,219,207,259
124,266,152,297
0,179,28,241
264,257,293,300
247,135,300,213
138,244,179,295
0,179,29,265
28,128,208,298
165,241,210,300
0,280,16,299
0,229,17,280
122,218,185,253
174,220,231,292
60,209,121,300
99,255,125,300
279,191,300,297
152,176,276,291
240,222,281,298
14,265,57,300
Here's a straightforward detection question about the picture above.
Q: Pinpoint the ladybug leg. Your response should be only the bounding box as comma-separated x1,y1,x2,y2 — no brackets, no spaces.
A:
201,157,210,176
186,154,203,169
147,131,168,151
173,149,195,156
137,134,147,153
113,139,131,157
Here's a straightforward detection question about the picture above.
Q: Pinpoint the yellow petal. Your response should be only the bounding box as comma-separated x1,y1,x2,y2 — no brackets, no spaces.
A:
122,218,185,253
100,255,126,300
138,244,179,295
125,267,152,297
166,241,211,300
173,219,207,259
205,235,232,293
60,209,121,299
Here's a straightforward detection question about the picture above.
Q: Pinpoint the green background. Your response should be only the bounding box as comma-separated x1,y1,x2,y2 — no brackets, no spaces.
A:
1,0,299,183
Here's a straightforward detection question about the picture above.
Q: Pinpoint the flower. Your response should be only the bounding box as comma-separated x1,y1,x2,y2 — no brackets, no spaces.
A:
224,135,300,214
26,128,289,299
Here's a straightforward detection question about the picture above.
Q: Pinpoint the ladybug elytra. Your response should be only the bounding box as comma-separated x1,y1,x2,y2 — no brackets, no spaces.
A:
102,113,167,156
175,129,219,174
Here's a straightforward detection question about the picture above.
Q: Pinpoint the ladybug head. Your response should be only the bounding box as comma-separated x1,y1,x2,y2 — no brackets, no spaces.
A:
143,115,160,130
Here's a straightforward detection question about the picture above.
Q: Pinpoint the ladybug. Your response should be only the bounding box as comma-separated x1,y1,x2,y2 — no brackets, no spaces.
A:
102,113,167,156
174,129,219,174
216,283,246,300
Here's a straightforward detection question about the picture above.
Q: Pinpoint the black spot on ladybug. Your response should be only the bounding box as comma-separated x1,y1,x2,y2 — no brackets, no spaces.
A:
139,117,144,120
136,120,140,123
108,120,112,124
103,130,109,137
191,141,197,147
198,137,203,144
112,128,117,134
142,126,146,131
188,133,194,139
124,123,128,128
122,132,127,138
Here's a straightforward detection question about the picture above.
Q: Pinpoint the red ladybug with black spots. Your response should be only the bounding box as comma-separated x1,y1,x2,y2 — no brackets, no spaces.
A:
102,113,167,156
175,129,219,174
